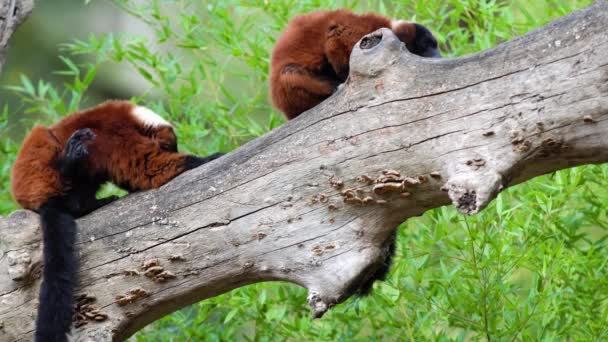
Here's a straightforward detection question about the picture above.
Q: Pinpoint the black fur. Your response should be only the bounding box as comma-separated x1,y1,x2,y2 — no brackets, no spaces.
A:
411,23,441,58
35,129,115,342
356,230,397,296
36,200,78,342
183,152,224,171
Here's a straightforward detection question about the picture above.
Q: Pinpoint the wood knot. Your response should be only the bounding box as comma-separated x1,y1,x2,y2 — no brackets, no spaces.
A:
583,115,597,123
7,250,39,283
466,158,486,170
456,190,477,214
360,31,383,49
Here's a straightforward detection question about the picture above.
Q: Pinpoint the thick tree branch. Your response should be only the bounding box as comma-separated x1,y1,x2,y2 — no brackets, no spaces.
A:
0,0,32,73
1,1,608,341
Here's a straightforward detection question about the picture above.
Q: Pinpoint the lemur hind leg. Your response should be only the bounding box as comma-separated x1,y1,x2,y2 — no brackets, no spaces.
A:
73,194,120,217
354,230,397,296
115,140,224,191
59,128,119,217
63,190,119,218
141,151,225,187
276,64,338,119
57,128,95,179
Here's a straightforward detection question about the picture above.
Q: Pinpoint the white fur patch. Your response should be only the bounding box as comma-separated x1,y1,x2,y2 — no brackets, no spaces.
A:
131,106,172,128
390,19,410,31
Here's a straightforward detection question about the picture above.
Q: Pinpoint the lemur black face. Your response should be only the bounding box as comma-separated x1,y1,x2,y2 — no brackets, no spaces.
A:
412,23,441,58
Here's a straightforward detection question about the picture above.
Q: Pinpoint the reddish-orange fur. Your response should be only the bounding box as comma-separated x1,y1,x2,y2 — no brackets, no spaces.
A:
270,9,417,120
11,100,192,210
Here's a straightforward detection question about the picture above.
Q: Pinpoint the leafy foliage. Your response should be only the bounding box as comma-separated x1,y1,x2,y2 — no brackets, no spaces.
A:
1,0,605,340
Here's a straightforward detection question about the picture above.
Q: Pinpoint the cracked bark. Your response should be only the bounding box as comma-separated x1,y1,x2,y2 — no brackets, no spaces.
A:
2,1,608,341
0,0,33,74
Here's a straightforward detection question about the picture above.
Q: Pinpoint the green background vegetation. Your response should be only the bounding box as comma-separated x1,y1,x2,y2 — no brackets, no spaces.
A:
1,0,606,340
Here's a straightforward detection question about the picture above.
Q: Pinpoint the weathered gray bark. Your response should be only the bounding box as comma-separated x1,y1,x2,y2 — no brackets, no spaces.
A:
0,0,33,74
2,1,608,341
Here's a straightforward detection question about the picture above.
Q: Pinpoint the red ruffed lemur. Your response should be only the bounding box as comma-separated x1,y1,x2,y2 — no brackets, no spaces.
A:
10,100,223,342
270,9,441,120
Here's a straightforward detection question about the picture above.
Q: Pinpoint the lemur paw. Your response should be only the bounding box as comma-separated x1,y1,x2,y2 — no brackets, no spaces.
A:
65,128,96,160
71,128,96,142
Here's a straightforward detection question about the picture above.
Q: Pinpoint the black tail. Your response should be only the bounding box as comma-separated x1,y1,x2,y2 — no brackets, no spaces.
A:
36,200,78,342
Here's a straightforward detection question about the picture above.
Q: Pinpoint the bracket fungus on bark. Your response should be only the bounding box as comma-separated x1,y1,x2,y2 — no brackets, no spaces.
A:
1,1,608,341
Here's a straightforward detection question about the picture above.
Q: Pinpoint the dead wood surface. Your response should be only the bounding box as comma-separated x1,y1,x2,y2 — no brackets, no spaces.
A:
1,1,607,341
0,0,32,74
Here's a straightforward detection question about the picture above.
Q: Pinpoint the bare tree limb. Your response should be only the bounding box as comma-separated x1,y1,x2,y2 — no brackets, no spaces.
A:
1,1,608,341
0,0,33,74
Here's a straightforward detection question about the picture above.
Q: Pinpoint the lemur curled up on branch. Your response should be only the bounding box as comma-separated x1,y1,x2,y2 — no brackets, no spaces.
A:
10,100,223,342
270,9,441,120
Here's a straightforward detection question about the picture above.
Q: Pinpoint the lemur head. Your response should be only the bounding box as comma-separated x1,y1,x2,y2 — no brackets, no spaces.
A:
391,20,441,58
